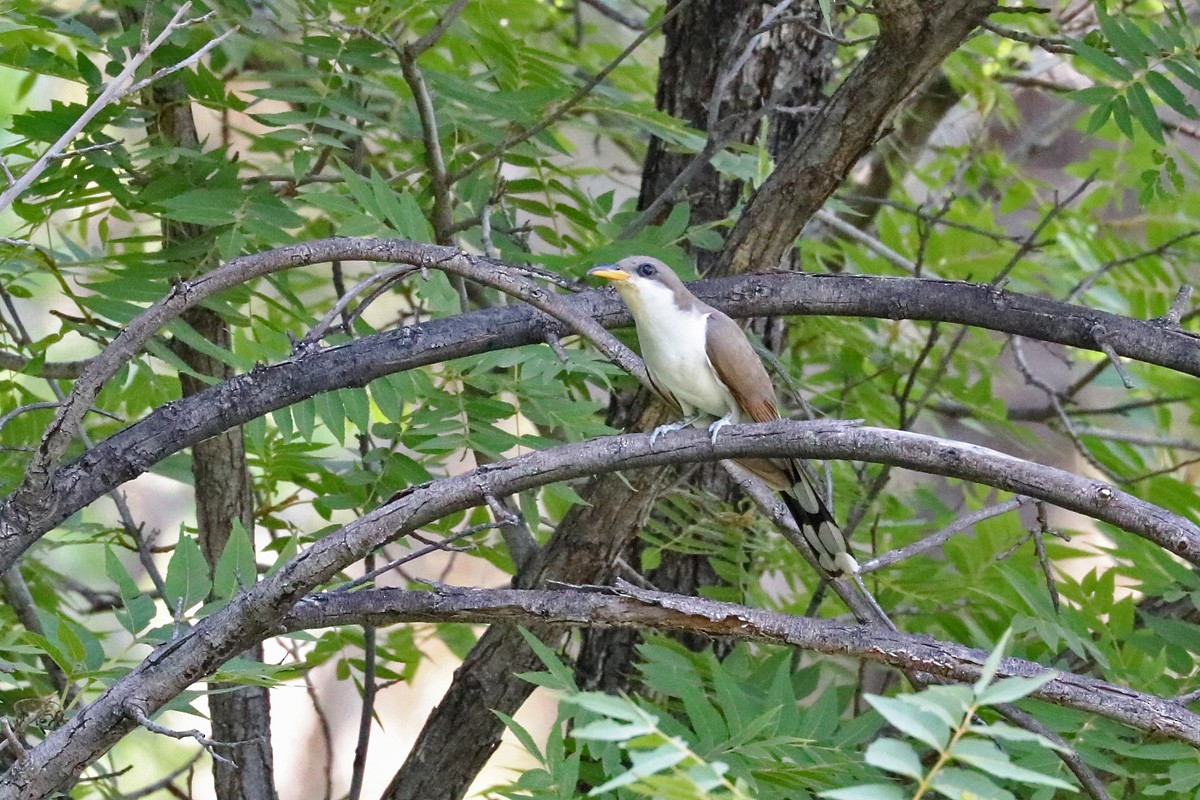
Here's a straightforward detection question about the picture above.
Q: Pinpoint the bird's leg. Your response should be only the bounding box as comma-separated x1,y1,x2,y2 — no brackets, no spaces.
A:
651,415,697,444
707,414,733,444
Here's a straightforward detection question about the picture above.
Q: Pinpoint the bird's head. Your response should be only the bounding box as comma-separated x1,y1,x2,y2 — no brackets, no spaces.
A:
587,256,687,313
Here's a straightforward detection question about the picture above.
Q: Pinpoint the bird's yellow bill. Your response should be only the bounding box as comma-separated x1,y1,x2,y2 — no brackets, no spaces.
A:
588,267,630,281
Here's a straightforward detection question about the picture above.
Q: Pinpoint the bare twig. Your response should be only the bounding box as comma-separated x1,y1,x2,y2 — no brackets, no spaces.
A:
337,523,493,592
1159,284,1194,328
0,717,27,762
127,706,235,766
1067,231,1200,303
301,266,417,348
981,20,1073,52
0,4,231,213
993,705,1111,800
399,53,453,243
1089,324,1134,389
111,752,202,800
860,496,1030,573
992,174,1095,286
817,209,919,274
1076,426,1200,454
408,0,470,57
347,560,376,800
1012,336,1118,480
125,26,236,95
447,0,693,183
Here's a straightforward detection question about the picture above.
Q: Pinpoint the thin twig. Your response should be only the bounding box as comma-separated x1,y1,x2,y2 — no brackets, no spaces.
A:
1067,231,1200,303
1089,324,1135,389
860,496,1030,573
301,266,417,348
1032,501,1062,612
125,26,236,95
814,209,918,273
347,558,377,800
128,707,237,766
337,523,494,592
0,717,27,762
576,0,646,29
399,48,453,243
993,705,1112,800
0,4,231,213
1012,336,1119,481
408,0,470,57
447,0,693,184
991,173,1095,286
112,753,202,800
1159,284,1194,328
981,20,1074,53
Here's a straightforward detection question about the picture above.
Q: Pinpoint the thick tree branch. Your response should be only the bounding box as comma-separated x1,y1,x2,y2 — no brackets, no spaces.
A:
3,251,1198,571
279,583,1200,749
3,420,1198,799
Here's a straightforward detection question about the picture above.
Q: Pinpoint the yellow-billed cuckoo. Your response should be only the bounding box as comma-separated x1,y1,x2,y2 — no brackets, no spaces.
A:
589,256,858,576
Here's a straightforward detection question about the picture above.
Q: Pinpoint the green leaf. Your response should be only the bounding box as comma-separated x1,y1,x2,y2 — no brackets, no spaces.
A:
163,535,212,613
1085,100,1113,134
1067,37,1134,81
976,672,1057,705
1126,82,1165,143
213,520,257,600
970,722,1068,752
1097,8,1148,69
515,627,576,691
571,717,656,742
1163,58,1200,95
105,547,156,634
1068,85,1117,106
952,738,1078,790
158,188,242,226
864,694,950,750
494,710,543,761
865,737,924,779
588,744,688,795
929,766,1015,800
564,691,651,723
1111,94,1134,137
906,684,973,728
1145,71,1198,120
819,786,907,800
974,628,1012,692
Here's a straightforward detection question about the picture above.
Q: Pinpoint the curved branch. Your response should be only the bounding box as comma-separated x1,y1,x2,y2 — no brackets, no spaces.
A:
2,258,1198,570
280,583,1200,749
3,420,1198,799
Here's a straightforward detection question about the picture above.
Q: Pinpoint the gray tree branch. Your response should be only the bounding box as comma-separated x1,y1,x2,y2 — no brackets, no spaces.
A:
2,419,1198,799
2,252,1197,571
280,583,1200,749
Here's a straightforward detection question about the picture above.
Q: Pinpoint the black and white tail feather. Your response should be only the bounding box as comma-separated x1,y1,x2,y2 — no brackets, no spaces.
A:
780,460,859,577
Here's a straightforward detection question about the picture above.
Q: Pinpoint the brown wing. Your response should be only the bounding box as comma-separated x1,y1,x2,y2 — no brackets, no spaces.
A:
704,312,779,423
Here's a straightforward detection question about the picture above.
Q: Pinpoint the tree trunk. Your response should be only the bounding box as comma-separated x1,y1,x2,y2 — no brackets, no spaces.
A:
380,1,832,796
578,0,833,691
135,36,279,800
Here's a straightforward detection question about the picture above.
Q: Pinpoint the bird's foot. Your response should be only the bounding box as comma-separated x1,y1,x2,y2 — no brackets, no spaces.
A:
707,414,733,444
651,416,696,444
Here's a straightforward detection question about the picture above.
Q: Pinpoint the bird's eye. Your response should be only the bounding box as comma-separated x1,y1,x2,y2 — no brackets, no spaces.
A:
636,262,656,277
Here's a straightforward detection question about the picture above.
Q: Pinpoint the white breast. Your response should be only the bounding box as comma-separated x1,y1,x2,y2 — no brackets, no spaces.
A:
623,279,739,420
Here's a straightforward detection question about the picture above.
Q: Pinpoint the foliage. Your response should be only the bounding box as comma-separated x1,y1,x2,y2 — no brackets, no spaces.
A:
0,0,1198,798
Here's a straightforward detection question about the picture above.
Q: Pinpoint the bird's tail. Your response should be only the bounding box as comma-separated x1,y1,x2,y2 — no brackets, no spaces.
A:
779,461,859,576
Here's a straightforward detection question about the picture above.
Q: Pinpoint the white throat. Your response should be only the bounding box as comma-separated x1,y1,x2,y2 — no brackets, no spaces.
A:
618,278,739,421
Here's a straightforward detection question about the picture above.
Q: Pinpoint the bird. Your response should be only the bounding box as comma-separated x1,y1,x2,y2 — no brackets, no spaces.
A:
588,256,858,576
